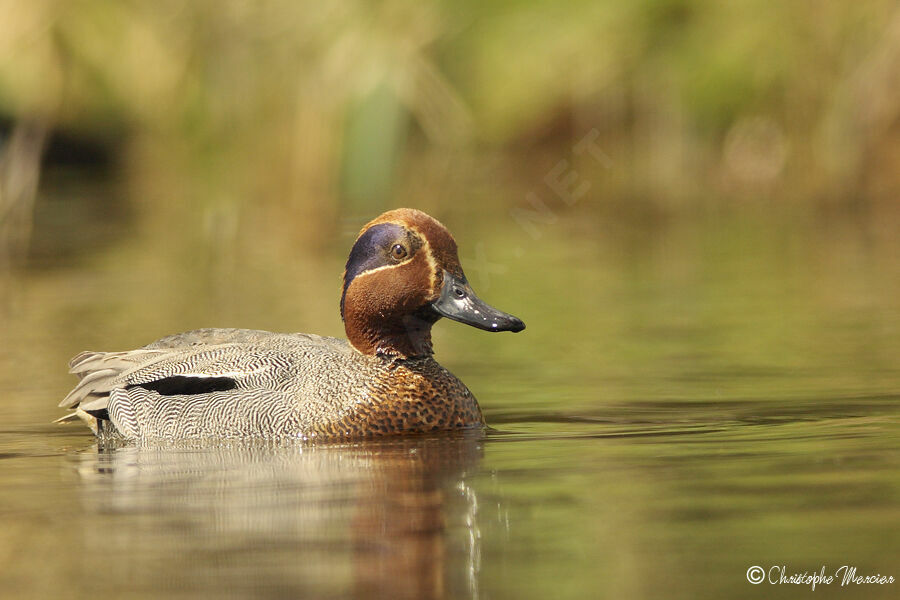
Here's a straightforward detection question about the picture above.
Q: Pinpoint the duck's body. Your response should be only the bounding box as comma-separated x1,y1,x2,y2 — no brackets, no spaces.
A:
64,328,480,439
60,209,523,440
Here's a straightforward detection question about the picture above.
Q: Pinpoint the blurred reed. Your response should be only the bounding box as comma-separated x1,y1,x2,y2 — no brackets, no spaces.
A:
0,119,47,268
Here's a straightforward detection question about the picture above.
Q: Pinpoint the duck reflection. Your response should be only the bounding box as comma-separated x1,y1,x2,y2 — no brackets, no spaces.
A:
73,433,484,599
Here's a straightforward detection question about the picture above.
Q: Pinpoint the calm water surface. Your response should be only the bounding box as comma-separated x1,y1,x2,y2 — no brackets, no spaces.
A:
1,206,898,599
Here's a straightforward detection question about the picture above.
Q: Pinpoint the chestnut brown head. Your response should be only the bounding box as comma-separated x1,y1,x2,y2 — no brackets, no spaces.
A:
341,209,524,358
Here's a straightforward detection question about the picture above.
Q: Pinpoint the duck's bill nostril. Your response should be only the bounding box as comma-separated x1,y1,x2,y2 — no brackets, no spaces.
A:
431,270,526,333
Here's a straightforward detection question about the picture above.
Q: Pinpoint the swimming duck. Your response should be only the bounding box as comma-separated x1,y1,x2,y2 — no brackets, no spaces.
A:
59,208,524,439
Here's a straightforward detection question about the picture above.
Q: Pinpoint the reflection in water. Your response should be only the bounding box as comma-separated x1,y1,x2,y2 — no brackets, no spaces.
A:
72,434,484,599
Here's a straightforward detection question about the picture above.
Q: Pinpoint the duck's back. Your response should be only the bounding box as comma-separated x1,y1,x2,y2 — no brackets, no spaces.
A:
61,328,481,439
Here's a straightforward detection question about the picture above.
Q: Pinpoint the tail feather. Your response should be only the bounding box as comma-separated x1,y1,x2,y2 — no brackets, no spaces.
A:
59,368,120,408
61,349,168,408
68,350,101,372
54,412,80,423
55,407,100,435
69,349,164,377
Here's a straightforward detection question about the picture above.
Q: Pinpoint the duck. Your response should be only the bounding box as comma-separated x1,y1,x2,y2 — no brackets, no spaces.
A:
59,208,525,440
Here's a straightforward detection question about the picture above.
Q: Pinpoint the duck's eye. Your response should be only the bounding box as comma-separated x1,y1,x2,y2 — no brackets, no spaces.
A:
390,244,408,261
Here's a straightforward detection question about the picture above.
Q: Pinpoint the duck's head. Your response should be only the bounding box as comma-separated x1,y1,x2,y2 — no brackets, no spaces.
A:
341,208,525,358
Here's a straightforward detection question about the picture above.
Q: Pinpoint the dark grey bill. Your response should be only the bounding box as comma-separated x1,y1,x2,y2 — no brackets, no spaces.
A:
431,270,525,333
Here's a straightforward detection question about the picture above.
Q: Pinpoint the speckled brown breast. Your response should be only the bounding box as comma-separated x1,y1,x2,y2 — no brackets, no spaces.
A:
325,358,483,438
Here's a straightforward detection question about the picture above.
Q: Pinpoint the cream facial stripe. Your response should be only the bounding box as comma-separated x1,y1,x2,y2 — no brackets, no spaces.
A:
349,220,439,292
343,221,411,290
404,223,440,293
350,261,406,281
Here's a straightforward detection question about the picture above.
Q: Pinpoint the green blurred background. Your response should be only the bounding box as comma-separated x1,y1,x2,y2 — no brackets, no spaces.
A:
2,0,898,241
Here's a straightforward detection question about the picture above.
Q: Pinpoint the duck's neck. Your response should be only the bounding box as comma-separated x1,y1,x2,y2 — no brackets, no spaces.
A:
345,309,438,359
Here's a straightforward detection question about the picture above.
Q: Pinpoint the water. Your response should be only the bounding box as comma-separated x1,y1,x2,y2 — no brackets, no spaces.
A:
1,200,898,599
